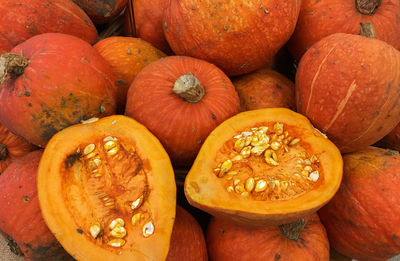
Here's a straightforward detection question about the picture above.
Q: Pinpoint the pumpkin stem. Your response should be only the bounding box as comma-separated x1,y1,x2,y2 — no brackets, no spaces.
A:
173,74,205,103
6,235,23,257
0,143,8,161
0,53,30,84
356,0,382,15
279,219,306,241
359,22,377,38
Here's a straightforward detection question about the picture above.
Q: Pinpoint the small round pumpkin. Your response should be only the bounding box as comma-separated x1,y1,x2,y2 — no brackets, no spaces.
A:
0,123,36,174
167,206,208,261
0,150,74,261
288,0,400,61
125,56,240,167
206,214,329,261
0,33,117,148
163,0,301,76
37,115,176,261
319,146,400,261
184,108,343,226
232,68,296,112
72,0,128,24
94,36,166,112
296,24,400,153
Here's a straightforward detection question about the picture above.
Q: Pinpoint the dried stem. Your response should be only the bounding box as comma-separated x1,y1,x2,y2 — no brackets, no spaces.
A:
173,74,205,103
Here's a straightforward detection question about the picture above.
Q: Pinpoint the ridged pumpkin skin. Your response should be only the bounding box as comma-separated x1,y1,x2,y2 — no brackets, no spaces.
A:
0,150,74,261
133,0,172,54
0,33,117,148
38,115,176,261
167,206,208,261
232,68,296,112
296,32,400,153
0,123,36,174
207,214,329,261
163,0,301,76
288,0,400,61
185,108,343,227
125,56,240,167
72,0,128,24
319,147,400,261
0,0,98,54
94,36,166,112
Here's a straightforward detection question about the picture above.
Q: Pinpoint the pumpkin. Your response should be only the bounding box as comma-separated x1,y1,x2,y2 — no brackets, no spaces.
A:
296,23,400,153
206,214,329,261
72,0,128,24
0,123,36,175
0,33,117,148
319,146,400,261
184,108,343,226
37,115,176,261
0,150,74,261
0,0,98,54
125,55,240,167
94,36,166,113
167,206,208,261
163,0,301,76
232,68,296,112
288,0,400,61
132,0,173,54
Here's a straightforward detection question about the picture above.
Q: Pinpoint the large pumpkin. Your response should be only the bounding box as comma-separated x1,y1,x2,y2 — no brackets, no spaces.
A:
0,0,98,54
125,56,240,167
185,108,343,226
296,24,400,153
37,115,176,261
0,33,117,148
207,214,329,261
0,150,74,261
163,0,301,76
72,0,128,24
319,146,400,261
0,123,36,174
288,0,400,61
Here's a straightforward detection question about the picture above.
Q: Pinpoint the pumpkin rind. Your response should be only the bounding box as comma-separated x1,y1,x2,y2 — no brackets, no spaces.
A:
319,146,400,261
184,108,343,226
37,115,176,261
0,33,117,148
296,32,400,153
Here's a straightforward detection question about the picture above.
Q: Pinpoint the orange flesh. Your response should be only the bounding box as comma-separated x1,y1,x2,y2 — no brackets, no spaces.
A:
62,136,154,252
213,122,323,201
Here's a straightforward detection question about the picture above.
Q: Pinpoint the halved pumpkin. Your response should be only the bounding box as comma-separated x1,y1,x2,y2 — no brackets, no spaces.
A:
185,108,342,226
38,115,176,261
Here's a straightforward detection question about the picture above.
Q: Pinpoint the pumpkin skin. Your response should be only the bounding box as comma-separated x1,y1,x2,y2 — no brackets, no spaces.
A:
167,206,208,261
0,0,98,54
185,108,343,226
125,56,240,167
163,0,301,76
232,68,296,112
94,36,166,113
0,150,74,261
0,33,117,148
37,115,176,261
0,123,36,175
288,0,400,61
206,214,329,261
296,32,400,153
319,147,400,261
72,0,128,24
133,0,173,54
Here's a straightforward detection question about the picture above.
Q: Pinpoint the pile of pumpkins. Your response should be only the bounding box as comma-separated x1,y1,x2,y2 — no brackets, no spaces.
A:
0,0,399,260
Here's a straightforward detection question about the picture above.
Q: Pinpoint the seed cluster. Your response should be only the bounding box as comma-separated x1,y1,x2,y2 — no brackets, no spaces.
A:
213,123,321,200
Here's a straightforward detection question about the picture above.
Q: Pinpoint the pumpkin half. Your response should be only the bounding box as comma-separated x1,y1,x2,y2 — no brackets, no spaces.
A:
184,108,342,226
37,115,176,261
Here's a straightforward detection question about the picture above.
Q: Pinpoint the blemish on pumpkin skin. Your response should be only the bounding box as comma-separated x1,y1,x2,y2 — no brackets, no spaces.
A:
274,253,281,260
76,228,83,234
211,113,216,119
22,195,30,202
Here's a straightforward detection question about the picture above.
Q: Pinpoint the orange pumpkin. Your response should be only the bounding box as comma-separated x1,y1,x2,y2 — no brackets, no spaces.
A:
163,0,301,76
125,56,240,167
94,36,166,112
207,214,329,261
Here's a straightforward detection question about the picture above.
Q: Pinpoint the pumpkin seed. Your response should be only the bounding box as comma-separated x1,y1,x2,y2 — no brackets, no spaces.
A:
142,221,154,237
107,239,125,247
